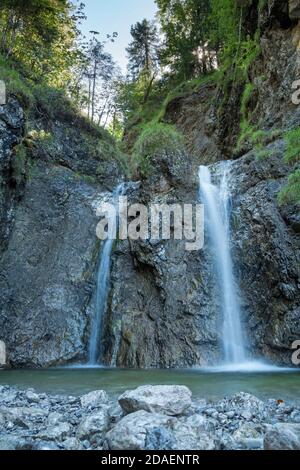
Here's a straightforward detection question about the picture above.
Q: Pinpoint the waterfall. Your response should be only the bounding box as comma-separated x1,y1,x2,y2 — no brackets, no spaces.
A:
199,163,246,364
88,184,124,365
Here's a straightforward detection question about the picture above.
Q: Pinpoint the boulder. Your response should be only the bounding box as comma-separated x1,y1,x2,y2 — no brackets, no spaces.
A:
25,390,40,403
77,408,109,442
145,427,176,450
47,412,65,426
37,423,71,442
32,441,60,451
220,392,265,418
171,414,216,450
62,437,83,450
118,385,192,416
80,390,108,408
0,436,20,450
264,423,300,450
105,410,175,450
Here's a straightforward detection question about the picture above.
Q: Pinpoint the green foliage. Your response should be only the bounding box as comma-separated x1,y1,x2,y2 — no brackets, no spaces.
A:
258,0,268,12
0,0,80,88
132,122,184,176
11,143,27,185
0,55,34,107
237,122,282,155
278,127,300,205
156,0,213,80
283,127,300,164
32,84,77,120
240,82,255,120
126,19,159,80
278,170,300,205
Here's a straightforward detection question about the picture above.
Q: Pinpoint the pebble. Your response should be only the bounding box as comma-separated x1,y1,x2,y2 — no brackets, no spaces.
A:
0,386,300,451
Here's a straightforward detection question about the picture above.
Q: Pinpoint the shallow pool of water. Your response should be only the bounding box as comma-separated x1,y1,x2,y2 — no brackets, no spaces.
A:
1,368,300,402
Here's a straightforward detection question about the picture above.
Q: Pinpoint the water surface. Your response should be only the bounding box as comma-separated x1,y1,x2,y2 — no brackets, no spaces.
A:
1,368,300,402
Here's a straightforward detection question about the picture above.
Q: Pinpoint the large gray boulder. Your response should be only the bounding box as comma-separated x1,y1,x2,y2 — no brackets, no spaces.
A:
118,385,192,416
264,423,300,450
105,410,175,450
77,408,109,442
172,414,216,450
80,390,108,408
37,423,72,442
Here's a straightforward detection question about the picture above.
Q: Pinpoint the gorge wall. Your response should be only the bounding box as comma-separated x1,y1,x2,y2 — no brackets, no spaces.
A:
104,0,300,368
0,0,299,368
0,98,122,367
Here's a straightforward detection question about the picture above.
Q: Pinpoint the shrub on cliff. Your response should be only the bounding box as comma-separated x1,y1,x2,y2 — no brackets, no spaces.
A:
131,122,185,177
278,127,300,204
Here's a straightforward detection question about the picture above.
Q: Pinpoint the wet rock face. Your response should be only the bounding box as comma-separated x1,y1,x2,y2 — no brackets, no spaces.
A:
229,150,300,365
103,150,222,368
105,139,299,367
0,164,103,366
289,0,300,19
0,98,122,367
164,84,222,165
0,99,25,255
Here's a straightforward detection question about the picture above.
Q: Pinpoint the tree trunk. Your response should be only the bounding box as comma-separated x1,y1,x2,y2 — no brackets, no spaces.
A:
91,60,97,122
98,96,109,125
143,74,155,104
87,77,92,119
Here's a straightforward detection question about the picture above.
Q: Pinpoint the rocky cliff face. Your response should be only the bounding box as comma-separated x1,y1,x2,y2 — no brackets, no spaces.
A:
103,0,300,368
231,149,300,364
0,0,299,368
103,151,222,368
0,98,122,367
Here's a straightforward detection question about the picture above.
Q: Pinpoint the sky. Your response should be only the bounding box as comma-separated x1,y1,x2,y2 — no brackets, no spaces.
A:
79,0,158,74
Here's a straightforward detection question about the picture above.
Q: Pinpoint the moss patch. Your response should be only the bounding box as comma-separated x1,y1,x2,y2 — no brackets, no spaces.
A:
131,122,185,177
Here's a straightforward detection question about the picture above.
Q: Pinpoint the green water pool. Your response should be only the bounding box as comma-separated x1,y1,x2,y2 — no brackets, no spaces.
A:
1,367,300,402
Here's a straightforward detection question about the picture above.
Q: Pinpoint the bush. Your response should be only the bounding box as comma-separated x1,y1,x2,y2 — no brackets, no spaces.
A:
237,123,281,154
131,122,185,177
277,127,300,204
283,127,300,164
0,55,34,108
278,169,300,204
32,85,77,120
240,83,255,121
133,122,184,157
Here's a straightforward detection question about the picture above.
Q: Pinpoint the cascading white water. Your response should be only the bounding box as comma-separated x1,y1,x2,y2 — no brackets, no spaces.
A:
199,163,246,364
88,184,124,365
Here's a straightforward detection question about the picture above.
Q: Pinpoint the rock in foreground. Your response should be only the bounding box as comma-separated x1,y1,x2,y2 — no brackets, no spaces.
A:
118,385,192,416
0,385,300,451
264,423,300,450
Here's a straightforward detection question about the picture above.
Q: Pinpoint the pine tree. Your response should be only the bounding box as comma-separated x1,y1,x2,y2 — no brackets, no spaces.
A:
126,19,159,80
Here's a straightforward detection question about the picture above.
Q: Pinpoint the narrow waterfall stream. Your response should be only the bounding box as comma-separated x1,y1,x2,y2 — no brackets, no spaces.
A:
199,163,247,365
88,184,124,365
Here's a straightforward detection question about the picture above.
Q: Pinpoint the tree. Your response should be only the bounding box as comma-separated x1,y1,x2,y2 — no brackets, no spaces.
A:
156,0,214,80
126,19,159,80
0,0,83,87
71,28,120,124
